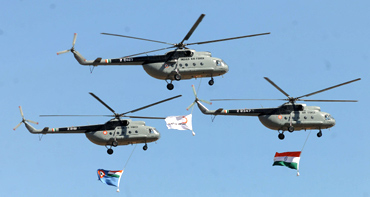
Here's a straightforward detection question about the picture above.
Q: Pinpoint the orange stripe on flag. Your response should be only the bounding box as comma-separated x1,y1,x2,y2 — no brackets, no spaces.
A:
274,151,301,158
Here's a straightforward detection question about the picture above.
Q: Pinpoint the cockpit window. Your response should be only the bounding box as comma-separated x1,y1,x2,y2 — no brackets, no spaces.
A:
325,114,333,120
149,128,159,134
214,60,224,66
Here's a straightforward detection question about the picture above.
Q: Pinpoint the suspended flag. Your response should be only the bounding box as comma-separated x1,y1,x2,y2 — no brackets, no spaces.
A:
97,169,123,192
273,151,301,176
165,114,194,135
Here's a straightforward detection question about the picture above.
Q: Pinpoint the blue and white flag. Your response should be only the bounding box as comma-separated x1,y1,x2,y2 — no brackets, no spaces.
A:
97,169,123,190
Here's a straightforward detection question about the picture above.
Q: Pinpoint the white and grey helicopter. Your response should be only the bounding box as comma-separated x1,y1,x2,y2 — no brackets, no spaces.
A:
57,14,269,90
187,77,360,139
14,93,181,154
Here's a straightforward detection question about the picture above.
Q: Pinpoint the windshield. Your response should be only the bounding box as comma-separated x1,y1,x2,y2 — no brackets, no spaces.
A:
214,59,226,66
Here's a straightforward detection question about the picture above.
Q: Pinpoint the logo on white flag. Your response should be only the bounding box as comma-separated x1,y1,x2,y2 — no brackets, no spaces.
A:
165,114,193,130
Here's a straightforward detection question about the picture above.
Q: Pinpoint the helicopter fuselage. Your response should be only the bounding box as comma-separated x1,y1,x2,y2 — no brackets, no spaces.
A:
196,102,336,132
24,119,161,147
72,49,229,81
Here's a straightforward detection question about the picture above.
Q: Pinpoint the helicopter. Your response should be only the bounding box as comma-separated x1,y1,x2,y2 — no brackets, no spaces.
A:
13,93,181,155
57,14,270,90
187,77,360,140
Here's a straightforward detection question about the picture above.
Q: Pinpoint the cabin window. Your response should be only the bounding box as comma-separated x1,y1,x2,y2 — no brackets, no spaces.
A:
135,130,138,133
185,63,188,67
149,129,153,134
193,63,196,66
311,116,314,119
179,64,183,67
216,60,222,66
304,116,307,119
200,62,203,66
129,131,131,134
109,132,112,135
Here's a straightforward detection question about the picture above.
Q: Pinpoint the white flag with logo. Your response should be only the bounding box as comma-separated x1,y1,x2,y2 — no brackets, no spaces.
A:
165,114,193,130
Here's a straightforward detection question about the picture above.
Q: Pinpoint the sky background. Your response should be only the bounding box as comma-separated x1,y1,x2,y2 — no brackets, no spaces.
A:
1,1,369,196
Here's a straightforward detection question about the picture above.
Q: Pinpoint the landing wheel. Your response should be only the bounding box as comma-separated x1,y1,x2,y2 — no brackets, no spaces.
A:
143,144,148,151
107,149,114,155
112,141,118,147
317,130,322,138
174,74,181,81
278,133,285,140
288,126,294,133
208,78,214,86
167,83,174,90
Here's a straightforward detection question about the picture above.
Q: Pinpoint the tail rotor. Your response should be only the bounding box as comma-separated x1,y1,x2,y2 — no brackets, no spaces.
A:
186,85,212,111
57,33,77,55
13,106,38,131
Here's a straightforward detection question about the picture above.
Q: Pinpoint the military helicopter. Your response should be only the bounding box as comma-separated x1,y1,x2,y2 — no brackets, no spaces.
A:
57,14,269,90
187,77,360,140
13,93,181,154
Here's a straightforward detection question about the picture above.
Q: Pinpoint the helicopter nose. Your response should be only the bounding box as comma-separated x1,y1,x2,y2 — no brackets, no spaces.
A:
224,64,229,73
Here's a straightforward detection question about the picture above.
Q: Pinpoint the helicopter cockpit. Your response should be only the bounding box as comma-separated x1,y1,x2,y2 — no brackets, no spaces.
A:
324,114,334,121
149,127,160,134
214,59,227,67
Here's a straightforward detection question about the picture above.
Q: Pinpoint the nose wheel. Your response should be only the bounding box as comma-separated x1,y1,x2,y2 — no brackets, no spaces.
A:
143,144,148,151
174,74,181,81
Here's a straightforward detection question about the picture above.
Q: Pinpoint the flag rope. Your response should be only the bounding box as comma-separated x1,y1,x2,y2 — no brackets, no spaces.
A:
296,130,311,176
189,78,202,136
301,130,311,152
117,144,137,192
123,144,137,169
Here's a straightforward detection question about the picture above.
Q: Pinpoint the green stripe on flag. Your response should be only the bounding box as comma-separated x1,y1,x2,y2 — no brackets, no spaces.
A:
273,161,298,170
107,174,120,178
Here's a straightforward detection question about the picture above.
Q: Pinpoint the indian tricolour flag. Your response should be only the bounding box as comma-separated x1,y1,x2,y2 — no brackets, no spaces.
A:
273,151,301,175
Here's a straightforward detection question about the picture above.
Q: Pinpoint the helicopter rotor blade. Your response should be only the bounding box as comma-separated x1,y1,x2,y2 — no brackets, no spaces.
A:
124,115,166,119
296,78,361,100
89,92,117,115
125,46,176,57
19,106,24,118
101,33,175,46
186,102,196,111
13,122,22,131
57,49,71,55
211,98,288,101
297,99,358,102
26,119,39,125
186,32,270,46
72,33,77,47
179,14,205,46
264,77,291,98
191,85,197,98
40,115,114,117
120,95,182,116
199,99,212,105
